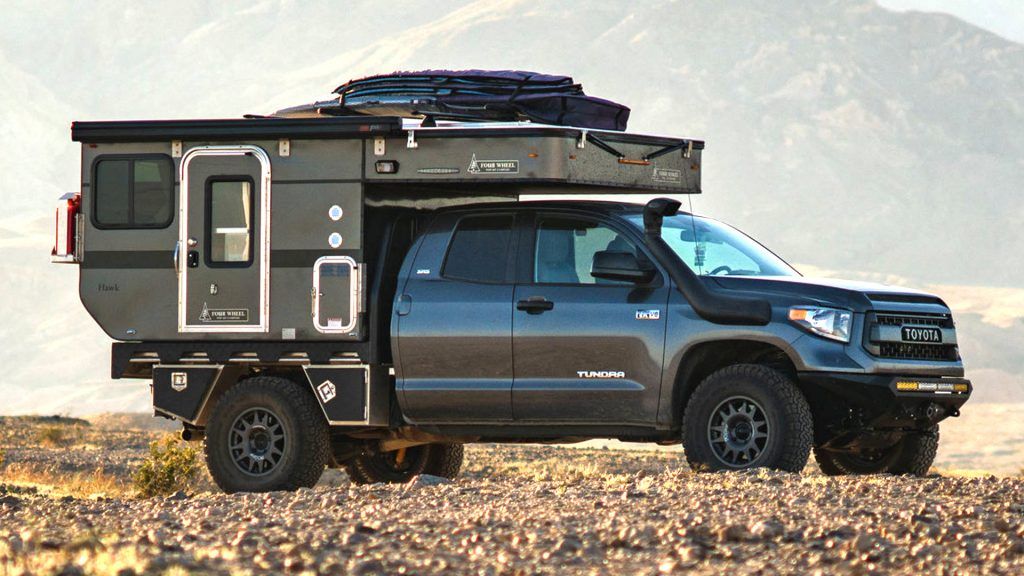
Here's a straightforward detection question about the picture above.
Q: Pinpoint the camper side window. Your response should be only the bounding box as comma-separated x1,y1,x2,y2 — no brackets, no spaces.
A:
206,178,254,267
92,156,174,229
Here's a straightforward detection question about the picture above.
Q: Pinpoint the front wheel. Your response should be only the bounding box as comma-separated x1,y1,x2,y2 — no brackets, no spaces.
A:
683,364,813,472
204,376,329,493
814,427,939,476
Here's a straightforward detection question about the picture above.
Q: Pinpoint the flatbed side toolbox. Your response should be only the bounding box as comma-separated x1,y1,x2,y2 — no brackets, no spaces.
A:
303,365,390,426
152,365,227,424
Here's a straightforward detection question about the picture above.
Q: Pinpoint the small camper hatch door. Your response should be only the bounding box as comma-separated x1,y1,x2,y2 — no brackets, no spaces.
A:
312,256,359,334
178,146,271,333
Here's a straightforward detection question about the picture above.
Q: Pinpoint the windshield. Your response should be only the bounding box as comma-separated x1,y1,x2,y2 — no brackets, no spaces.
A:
625,214,799,277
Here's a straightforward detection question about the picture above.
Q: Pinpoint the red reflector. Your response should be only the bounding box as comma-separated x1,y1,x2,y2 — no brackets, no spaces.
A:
52,193,81,263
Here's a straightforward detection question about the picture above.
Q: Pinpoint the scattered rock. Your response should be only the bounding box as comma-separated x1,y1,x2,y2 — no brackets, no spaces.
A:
412,474,451,487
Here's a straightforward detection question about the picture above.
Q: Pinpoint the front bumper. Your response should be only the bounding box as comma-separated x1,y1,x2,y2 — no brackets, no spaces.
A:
800,372,971,449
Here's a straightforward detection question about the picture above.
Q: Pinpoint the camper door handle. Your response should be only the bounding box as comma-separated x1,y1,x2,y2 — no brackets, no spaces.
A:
172,242,181,274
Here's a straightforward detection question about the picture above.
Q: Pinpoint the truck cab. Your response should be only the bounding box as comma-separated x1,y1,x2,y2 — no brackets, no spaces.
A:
54,113,970,492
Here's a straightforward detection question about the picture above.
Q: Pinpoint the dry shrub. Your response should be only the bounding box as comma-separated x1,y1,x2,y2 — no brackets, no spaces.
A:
0,448,5,469
36,425,82,447
1,463,127,498
132,435,199,498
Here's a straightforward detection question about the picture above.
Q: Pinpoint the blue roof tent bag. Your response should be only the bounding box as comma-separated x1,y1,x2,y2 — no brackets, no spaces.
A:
331,70,631,131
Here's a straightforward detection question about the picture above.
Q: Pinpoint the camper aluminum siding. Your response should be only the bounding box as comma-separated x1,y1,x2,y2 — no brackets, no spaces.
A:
70,117,703,354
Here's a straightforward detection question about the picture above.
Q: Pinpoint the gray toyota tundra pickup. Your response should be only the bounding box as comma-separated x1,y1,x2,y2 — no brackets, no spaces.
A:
54,114,971,492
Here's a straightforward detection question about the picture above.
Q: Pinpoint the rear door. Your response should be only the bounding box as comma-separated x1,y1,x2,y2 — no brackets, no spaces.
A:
394,212,517,422
179,146,271,333
512,212,670,423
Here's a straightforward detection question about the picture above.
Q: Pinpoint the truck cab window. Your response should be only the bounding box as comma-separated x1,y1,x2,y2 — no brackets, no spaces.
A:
442,215,513,283
207,179,253,265
535,218,636,285
93,156,173,228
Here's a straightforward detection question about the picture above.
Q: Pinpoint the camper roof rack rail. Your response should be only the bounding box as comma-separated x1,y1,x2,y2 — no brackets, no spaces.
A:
71,117,404,143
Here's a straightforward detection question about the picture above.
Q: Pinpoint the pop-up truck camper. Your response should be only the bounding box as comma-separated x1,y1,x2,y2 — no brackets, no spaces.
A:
53,71,970,492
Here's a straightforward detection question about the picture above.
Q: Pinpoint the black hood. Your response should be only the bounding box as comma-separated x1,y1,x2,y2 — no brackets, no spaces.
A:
709,276,948,312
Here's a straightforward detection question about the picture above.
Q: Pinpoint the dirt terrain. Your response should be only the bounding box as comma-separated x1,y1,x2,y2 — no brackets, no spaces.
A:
1,414,1023,575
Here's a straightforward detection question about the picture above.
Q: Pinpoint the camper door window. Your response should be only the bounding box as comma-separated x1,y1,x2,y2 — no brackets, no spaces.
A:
92,155,174,229
205,178,254,267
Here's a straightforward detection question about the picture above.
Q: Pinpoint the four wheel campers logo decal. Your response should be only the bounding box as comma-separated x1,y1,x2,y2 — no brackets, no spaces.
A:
317,380,337,403
199,302,249,323
652,167,682,184
468,154,519,175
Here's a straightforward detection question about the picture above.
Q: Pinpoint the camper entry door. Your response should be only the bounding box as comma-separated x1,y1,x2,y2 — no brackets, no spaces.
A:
178,146,271,333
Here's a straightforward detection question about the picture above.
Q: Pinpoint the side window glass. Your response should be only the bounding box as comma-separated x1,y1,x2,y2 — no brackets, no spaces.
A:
535,218,637,285
207,179,253,266
94,156,173,228
442,215,513,283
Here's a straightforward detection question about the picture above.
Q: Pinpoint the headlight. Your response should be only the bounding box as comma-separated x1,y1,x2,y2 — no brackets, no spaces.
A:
788,306,852,342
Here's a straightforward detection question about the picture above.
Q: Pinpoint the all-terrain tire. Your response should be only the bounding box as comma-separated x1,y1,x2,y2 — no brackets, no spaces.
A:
204,376,329,493
423,443,464,479
814,426,938,477
888,427,939,475
346,445,431,484
683,364,813,472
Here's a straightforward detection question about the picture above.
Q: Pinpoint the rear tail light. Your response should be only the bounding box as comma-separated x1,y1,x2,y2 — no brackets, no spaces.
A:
51,192,81,263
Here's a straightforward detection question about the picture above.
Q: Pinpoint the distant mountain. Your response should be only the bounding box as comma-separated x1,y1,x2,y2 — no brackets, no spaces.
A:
0,0,1021,413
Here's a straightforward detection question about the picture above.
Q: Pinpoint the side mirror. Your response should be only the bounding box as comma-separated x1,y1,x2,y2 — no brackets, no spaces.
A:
591,251,655,283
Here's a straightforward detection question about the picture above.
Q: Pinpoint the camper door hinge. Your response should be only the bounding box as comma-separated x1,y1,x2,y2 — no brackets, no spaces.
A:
278,139,290,157
374,137,386,156
171,140,182,158
406,131,418,149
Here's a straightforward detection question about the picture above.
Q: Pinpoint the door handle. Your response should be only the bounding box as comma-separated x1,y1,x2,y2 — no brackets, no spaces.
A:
396,294,413,316
172,241,181,275
517,296,554,314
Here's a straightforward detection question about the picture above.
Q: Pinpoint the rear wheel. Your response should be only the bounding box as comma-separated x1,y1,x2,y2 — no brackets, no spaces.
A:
814,427,939,476
347,445,430,484
423,443,464,479
683,364,812,472
204,376,329,493
346,443,464,484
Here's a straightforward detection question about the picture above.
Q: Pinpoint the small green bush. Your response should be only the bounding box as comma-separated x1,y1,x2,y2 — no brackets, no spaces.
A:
132,435,199,498
37,425,69,447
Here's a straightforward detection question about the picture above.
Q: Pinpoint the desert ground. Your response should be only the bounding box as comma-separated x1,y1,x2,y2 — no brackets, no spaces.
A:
1,406,1022,575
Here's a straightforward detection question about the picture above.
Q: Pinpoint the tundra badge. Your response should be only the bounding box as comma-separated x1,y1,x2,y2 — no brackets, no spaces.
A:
636,310,660,320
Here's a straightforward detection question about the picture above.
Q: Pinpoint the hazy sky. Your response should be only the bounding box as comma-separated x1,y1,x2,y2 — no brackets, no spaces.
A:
879,0,1024,42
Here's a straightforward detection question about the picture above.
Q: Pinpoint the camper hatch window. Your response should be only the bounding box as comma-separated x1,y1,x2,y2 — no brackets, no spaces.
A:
92,155,174,229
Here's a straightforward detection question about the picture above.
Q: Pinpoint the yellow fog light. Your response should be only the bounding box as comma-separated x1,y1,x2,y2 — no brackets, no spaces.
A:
896,381,919,391
954,383,970,392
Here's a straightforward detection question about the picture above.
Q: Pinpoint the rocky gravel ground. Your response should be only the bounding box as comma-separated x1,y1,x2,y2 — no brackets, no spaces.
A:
1,418,1024,574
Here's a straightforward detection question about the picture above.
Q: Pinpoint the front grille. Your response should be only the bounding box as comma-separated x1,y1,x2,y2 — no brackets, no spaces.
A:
878,342,960,361
874,313,953,328
865,311,959,362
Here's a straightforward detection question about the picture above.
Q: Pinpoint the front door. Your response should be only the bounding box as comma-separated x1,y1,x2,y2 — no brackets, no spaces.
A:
179,146,271,333
512,213,670,423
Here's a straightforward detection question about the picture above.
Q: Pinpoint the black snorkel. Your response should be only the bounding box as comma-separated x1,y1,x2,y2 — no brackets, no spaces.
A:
642,198,772,325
